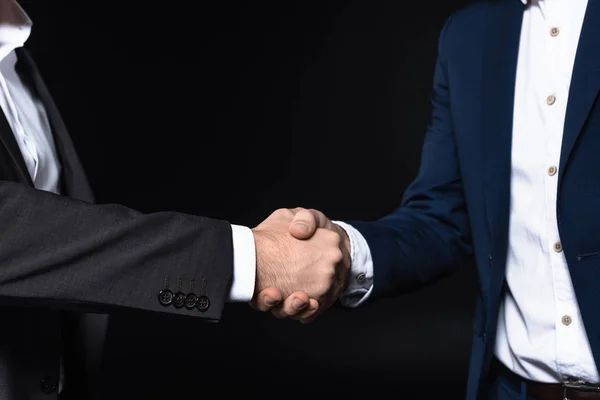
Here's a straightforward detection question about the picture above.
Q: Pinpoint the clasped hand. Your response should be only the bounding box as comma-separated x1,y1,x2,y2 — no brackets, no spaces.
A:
249,208,351,324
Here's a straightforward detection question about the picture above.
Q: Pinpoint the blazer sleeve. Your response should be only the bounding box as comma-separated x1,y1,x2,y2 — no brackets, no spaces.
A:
346,16,473,301
0,180,234,322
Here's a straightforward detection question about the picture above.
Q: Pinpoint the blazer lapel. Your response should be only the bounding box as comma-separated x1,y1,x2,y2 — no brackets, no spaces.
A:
0,96,33,186
481,0,525,303
558,0,600,185
15,48,95,203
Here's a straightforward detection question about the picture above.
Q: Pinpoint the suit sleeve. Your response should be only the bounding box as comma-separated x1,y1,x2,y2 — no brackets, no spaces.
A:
346,15,473,301
0,180,234,321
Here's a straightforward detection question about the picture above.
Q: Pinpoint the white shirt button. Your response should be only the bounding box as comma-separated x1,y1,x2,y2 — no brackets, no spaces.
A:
553,242,563,252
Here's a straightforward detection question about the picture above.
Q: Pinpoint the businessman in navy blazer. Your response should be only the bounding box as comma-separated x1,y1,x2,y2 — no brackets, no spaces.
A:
269,0,600,399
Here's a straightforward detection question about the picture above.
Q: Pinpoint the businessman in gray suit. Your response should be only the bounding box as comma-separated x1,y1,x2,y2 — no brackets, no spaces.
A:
0,1,349,398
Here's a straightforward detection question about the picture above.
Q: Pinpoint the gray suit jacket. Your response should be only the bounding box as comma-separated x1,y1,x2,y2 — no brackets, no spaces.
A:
0,48,234,399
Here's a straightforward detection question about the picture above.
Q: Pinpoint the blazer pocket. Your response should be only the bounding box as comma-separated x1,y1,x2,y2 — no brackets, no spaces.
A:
576,251,600,261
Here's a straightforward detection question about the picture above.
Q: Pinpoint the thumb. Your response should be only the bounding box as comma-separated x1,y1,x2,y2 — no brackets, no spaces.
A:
289,208,329,239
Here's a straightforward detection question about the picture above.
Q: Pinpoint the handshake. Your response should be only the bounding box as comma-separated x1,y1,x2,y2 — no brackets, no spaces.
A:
249,207,351,324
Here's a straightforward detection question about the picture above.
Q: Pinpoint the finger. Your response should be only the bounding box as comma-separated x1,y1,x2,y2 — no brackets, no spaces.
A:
271,292,310,319
251,287,283,312
299,299,328,324
289,208,330,239
290,298,319,321
299,313,319,324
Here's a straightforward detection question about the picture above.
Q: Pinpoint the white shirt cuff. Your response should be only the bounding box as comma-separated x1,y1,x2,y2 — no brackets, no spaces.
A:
333,221,374,307
228,224,256,302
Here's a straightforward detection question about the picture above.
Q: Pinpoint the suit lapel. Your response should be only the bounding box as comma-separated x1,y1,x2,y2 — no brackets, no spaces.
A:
481,0,525,304
558,0,600,185
0,93,33,186
15,48,95,203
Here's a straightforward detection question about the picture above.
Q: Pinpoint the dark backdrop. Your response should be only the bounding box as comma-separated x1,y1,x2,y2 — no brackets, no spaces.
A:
21,1,477,398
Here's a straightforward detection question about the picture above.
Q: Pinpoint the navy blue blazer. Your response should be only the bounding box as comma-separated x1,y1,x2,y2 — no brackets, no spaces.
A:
348,0,600,398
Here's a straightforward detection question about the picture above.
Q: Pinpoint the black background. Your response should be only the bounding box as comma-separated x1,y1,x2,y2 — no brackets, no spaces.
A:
20,1,478,398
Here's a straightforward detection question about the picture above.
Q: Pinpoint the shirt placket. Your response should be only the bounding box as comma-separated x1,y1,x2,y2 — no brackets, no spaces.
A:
542,2,580,378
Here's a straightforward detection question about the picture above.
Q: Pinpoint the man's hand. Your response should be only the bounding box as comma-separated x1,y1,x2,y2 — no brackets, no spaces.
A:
288,208,351,269
250,208,349,321
251,208,351,323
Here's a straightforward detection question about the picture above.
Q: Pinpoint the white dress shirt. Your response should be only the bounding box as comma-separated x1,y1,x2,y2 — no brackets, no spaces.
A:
343,0,600,384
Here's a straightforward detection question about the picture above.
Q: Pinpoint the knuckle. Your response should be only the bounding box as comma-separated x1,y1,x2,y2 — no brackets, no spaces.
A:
308,208,321,219
330,248,344,263
310,208,325,222
272,208,294,220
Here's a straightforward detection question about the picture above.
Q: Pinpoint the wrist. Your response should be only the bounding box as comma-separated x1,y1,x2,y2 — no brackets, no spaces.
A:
334,223,352,271
250,228,276,294
250,228,264,294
